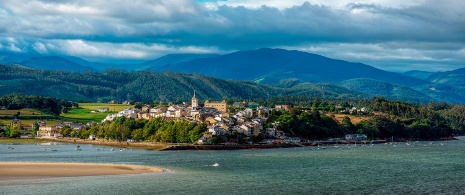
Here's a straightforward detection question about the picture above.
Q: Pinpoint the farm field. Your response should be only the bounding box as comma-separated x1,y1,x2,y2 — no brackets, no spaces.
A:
0,119,60,126
0,103,133,126
60,108,109,123
78,103,133,112
59,103,134,123
0,108,51,117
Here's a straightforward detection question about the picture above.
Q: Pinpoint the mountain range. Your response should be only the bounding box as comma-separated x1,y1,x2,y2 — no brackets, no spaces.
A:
0,48,464,104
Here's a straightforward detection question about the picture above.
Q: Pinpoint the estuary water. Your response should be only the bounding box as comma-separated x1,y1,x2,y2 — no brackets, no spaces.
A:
1,139,465,194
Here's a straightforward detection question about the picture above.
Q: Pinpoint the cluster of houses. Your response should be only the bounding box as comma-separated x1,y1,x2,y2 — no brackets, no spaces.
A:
35,121,88,138
99,91,370,144
100,91,303,144
1,91,369,143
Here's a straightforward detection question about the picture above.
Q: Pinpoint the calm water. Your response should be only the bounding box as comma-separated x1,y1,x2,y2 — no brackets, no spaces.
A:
1,139,465,195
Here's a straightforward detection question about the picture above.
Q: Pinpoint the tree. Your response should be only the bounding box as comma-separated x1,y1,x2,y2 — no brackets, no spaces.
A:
131,129,144,141
9,124,20,138
61,125,72,137
340,116,355,134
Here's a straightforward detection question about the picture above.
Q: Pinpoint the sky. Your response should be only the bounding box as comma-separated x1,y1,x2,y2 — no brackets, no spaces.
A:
0,0,464,72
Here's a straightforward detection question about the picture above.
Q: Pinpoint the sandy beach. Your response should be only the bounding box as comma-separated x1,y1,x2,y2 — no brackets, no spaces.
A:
0,162,163,180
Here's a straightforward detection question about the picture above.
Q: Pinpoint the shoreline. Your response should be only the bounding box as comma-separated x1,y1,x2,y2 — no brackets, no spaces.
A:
0,162,163,180
37,138,169,150
1,137,457,151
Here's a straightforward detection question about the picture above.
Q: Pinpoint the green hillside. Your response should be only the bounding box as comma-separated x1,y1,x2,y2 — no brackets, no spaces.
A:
0,64,365,103
340,79,433,104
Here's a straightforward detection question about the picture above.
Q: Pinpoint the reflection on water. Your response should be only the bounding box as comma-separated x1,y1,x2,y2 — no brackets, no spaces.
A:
1,140,465,194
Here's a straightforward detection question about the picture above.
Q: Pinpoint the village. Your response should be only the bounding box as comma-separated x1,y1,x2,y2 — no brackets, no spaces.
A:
29,91,369,146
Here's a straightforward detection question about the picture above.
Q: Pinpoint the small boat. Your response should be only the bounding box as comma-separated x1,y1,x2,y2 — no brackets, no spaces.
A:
212,163,219,167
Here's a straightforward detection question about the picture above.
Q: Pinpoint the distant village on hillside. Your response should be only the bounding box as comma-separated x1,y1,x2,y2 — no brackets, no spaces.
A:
29,91,369,145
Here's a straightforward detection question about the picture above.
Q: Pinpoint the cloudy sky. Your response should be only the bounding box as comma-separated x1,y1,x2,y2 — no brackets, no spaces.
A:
0,0,463,72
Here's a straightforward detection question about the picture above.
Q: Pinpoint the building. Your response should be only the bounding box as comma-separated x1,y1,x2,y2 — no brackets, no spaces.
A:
345,134,368,141
232,102,245,108
191,90,199,108
98,107,109,112
275,105,291,111
37,126,60,138
108,100,119,104
204,100,227,112
138,112,152,120
247,102,259,109
10,119,21,128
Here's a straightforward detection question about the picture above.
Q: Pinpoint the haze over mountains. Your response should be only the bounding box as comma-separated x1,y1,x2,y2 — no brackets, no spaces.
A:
1,48,464,104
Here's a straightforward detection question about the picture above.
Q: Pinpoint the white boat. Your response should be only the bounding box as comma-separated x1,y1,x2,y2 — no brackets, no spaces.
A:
212,163,219,167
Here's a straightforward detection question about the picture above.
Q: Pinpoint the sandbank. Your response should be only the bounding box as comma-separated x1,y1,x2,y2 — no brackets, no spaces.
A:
0,162,163,180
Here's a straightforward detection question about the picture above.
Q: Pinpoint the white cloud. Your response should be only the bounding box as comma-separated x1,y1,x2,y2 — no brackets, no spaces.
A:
287,42,465,72
204,0,428,10
39,39,220,61
0,0,463,71
8,43,23,52
32,41,48,53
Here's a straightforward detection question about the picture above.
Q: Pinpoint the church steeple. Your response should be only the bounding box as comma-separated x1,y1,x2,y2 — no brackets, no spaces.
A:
191,90,198,108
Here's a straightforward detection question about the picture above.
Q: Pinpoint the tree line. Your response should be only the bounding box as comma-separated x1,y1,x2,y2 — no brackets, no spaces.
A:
0,94,78,115
265,97,464,140
63,117,207,143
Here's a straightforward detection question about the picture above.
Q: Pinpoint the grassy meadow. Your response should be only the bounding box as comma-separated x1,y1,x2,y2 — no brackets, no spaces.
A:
0,108,55,126
60,103,134,123
0,108,52,117
78,103,134,112
0,103,133,126
60,108,109,123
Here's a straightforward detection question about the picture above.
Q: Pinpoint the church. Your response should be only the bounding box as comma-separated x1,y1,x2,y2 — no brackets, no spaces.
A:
190,91,228,118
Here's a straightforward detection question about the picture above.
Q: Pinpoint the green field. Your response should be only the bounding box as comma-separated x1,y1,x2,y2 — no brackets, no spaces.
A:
0,103,133,126
0,108,52,117
79,103,133,112
0,108,54,126
59,103,134,123
60,108,109,123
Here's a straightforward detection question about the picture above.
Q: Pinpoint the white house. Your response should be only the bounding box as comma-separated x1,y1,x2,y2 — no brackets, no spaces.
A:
98,107,109,112
345,134,368,141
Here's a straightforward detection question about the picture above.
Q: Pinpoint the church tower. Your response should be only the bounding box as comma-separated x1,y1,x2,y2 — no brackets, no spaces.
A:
191,90,198,108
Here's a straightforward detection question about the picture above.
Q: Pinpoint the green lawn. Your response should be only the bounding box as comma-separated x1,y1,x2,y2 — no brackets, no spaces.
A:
79,103,133,112
0,103,132,125
60,108,110,123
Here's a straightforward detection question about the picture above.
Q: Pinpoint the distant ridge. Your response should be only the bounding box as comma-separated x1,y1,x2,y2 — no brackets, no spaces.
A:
403,70,435,80
20,56,97,72
426,67,465,87
148,48,429,87
139,53,219,71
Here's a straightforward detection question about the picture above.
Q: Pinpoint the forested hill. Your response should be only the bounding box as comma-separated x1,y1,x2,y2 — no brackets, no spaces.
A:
0,64,370,102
